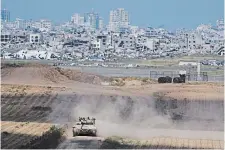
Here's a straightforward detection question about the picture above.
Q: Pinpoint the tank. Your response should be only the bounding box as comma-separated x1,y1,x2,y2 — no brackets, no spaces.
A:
72,117,97,137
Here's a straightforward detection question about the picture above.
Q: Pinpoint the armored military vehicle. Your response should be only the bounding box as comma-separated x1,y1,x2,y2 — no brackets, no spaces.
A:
72,117,97,137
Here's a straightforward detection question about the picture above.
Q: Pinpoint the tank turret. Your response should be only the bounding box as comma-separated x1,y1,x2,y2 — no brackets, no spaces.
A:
72,117,97,137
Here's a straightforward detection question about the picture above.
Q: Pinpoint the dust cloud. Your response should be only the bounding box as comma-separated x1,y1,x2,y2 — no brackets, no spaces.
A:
71,95,172,139
48,94,224,140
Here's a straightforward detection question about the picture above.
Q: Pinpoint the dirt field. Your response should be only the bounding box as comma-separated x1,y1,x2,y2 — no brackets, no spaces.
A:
101,136,224,149
1,63,224,149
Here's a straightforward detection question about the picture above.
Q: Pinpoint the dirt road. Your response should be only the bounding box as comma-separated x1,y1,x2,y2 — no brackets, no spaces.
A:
57,136,104,149
57,129,223,149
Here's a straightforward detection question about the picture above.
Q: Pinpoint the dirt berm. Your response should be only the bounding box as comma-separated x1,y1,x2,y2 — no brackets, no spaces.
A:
1,63,110,85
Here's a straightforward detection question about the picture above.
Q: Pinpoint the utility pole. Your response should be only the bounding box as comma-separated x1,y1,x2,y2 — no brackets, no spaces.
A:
111,31,113,46
114,40,115,53
197,60,201,81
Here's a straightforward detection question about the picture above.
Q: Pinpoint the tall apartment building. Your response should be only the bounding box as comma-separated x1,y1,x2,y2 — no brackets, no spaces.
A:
83,12,101,30
71,13,84,25
1,9,10,22
99,17,104,29
89,13,98,30
15,18,26,29
108,8,129,32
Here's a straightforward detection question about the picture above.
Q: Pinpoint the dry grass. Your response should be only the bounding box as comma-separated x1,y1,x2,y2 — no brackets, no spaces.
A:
186,81,224,86
1,121,65,149
110,78,126,86
1,121,56,149
1,90,62,149
1,84,67,95
109,77,157,86
157,83,224,101
101,136,224,149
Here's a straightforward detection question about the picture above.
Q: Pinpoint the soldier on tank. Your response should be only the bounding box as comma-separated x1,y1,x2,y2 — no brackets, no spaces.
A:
80,118,86,129
92,117,96,124
86,117,91,124
81,117,85,121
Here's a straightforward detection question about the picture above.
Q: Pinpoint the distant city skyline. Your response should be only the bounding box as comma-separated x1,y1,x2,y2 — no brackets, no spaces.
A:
1,0,224,30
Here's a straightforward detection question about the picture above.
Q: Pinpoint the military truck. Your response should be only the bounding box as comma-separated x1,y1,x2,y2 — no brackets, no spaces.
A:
72,117,97,137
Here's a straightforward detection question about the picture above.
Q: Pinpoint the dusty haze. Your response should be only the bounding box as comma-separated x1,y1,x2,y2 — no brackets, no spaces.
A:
47,94,224,140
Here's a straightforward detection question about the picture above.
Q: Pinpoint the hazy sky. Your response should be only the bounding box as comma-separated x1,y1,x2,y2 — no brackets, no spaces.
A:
1,0,224,30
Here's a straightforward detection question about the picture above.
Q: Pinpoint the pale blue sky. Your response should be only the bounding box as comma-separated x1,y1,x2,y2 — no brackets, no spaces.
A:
2,0,224,30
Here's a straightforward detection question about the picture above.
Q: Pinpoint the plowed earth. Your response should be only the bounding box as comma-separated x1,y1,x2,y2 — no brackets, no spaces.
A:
1,63,224,149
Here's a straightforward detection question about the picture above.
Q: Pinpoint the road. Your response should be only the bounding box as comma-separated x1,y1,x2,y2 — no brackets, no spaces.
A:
57,136,104,149
57,129,224,149
62,66,224,82
1,59,223,81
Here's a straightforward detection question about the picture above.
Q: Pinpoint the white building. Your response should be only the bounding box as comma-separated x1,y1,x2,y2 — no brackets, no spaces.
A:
118,35,136,49
29,33,43,44
91,39,101,52
89,13,97,30
99,18,104,29
145,27,158,37
1,32,11,44
40,19,52,31
15,18,26,29
41,19,52,28
108,8,129,32
216,19,224,30
83,12,101,30
2,22,17,29
179,61,197,66
71,13,84,25
24,20,33,28
196,24,211,32
187,32,203,50
144,39,155,50
31,19,52,32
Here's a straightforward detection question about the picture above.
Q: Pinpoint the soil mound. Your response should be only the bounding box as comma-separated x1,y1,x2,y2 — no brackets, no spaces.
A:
1,63,109,85
55,67,110,85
